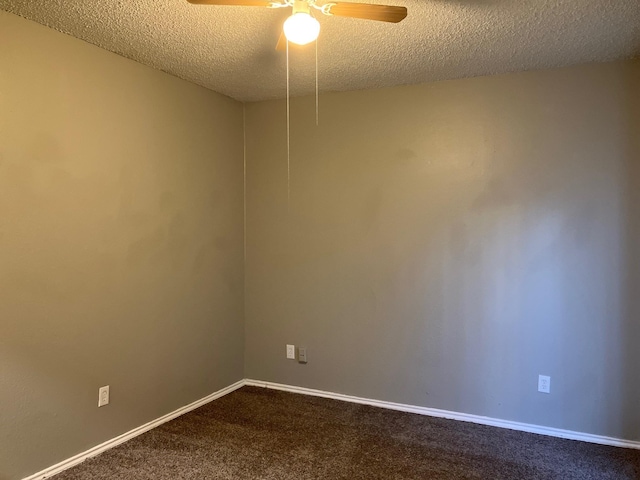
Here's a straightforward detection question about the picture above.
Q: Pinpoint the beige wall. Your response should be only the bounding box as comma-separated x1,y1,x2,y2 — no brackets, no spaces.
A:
0,11,244,480
245,60,640,441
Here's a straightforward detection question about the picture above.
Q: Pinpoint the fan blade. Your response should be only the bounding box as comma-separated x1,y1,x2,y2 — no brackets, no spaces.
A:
276,32,287,51
324,2,407,23
187,0,273,6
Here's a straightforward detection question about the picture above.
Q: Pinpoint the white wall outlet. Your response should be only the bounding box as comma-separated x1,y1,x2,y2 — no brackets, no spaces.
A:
286,344,296,360
298,347,307,364
98,386,110,407
538,375,551,394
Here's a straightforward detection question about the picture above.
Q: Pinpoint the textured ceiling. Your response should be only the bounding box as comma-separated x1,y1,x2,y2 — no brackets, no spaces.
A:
1,0,639,102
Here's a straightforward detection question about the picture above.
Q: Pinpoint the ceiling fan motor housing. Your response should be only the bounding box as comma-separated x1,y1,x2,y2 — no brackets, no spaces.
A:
291,0,312,14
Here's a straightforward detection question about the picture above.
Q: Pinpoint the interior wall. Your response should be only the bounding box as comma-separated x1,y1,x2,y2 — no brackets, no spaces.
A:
245,60,640,441
0,11,245,480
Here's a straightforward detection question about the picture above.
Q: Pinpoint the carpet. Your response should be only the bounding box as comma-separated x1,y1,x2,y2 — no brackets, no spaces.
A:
54,386,640,479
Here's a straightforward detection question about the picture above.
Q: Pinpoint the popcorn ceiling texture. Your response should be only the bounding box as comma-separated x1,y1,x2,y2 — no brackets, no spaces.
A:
0,0,639,102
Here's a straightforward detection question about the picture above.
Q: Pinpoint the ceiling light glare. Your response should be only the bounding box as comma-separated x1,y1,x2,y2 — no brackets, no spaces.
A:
283,13,320,46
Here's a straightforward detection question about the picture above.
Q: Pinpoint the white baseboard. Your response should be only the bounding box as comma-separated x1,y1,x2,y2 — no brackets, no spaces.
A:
22,380,245,480
244,379,640,450
22,377,640,480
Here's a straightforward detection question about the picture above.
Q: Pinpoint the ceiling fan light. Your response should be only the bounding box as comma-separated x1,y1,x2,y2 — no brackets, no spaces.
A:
283,13,320,46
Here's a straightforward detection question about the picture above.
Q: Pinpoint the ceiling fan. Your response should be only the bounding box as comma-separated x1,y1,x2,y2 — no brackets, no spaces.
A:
187,0,407,49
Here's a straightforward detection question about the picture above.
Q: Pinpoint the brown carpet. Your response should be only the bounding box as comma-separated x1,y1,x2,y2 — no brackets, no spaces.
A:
54,386,640,479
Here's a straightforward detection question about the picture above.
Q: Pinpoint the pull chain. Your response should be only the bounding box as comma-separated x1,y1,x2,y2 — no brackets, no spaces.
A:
315,37,319,126
286,39,291,209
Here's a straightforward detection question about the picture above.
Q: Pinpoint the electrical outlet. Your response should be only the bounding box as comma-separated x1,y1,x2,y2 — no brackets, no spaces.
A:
286,344,296,360
538,375,551,394
298,347,307,364
98,386,110,407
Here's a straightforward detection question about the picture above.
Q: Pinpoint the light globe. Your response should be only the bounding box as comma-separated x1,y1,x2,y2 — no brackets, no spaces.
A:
283,12,320,45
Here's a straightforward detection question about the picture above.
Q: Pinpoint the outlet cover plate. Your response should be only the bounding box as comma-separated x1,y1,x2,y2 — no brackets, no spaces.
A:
538,375,551,394
286,344,295,360
98,386,110,407
298,347,307,364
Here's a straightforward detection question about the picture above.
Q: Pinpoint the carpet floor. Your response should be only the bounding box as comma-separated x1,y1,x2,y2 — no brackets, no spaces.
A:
54,386,640,479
